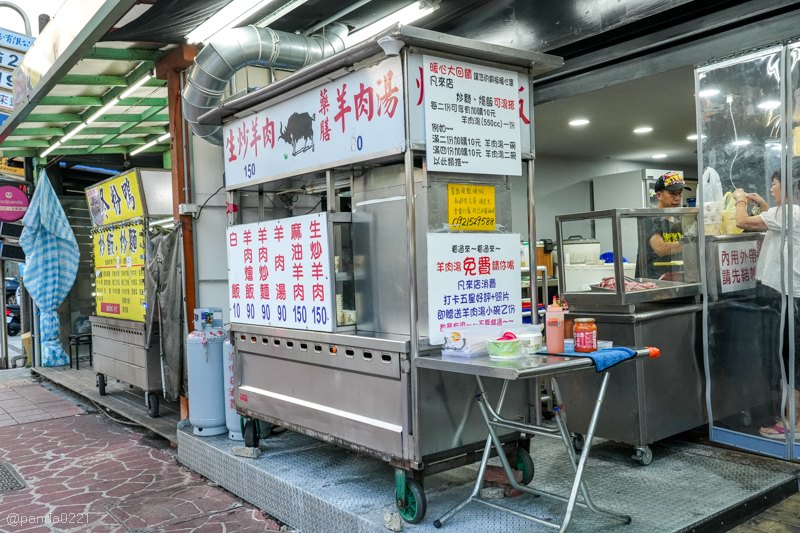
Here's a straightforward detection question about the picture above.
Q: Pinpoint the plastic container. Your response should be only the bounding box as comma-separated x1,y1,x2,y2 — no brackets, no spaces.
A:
546,302,565,354
487,333,524,359
506,324,543,353
441,325,502,357
574,318,598,353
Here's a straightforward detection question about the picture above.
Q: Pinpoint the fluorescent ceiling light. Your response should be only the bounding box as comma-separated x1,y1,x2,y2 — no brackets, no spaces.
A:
687,134,698,140
131,135,170,156
757,101,780,110
186,0,279,43
256,0,307,27
568,119,590,126
158,133,170,142
119,71,154,99
86,98,120,124
41,141,62,157
652,154,667,159
732,140,751,146
698,89,720,97
345,1,439,46
633,127,653,134
61,123,87,142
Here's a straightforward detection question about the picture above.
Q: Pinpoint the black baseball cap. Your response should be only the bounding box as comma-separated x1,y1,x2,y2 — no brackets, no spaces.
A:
654,172,691,192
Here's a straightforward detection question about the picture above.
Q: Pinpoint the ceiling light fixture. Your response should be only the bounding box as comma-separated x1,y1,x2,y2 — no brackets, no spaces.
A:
652,154,667,159
130,134,170,156
86,98,120,124
345,0,440,46
186,0,279,43
256,0,308,27
569,119,590,126
698,89,720,97
41,141,62,157
732,140,751,146
61,123,87,142
687,134,698,141
633,127,653,134
757,101,780,110
119,71,154,99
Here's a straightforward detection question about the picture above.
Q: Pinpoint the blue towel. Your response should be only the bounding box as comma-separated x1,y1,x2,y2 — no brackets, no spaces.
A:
545,346,637,372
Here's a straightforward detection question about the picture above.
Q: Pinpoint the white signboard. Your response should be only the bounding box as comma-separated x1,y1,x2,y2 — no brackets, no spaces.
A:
0,28,32,53
226,212,334,332
423,55,522,176
0,91,12,112
0,50,21,74
427,232,523,336
223,56,404,188
718,240,759,293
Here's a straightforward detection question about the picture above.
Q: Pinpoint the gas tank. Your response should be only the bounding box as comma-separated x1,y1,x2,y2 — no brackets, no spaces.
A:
187,308,227,437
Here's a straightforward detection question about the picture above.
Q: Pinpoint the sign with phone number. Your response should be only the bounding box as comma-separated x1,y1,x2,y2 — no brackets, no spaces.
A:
448,183,496,231
226,212,334,332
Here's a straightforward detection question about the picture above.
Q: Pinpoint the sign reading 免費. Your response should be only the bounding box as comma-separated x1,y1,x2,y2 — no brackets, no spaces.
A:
226,212,334,332
448,183,496,231
427,232,523,335
423,55,522,176
718,240,759,293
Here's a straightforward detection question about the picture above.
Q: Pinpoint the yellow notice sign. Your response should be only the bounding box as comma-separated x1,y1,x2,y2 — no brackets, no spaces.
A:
448,184,496,231
93,223,146,322
85,170,144,226
0,158,23,178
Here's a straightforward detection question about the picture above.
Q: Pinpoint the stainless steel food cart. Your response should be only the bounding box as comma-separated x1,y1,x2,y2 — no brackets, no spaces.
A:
554,208,706,464
220,25,563,522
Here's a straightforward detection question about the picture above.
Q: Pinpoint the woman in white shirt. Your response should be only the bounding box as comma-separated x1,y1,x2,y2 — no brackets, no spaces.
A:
734,172,800,439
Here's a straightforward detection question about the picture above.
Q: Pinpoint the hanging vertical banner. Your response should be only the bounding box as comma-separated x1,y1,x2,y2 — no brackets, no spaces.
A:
448,183,496,231
423,55,522,176
427,232,523,335
227,212,334,332
93,223,146,321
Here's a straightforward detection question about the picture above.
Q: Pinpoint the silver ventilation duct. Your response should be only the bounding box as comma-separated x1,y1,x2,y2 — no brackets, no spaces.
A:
182,23,348,145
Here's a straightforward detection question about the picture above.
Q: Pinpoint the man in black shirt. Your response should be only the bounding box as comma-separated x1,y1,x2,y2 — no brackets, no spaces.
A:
637,172,691,280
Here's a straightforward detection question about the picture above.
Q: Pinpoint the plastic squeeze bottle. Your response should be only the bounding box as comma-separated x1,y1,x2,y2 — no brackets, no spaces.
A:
546,300,565,354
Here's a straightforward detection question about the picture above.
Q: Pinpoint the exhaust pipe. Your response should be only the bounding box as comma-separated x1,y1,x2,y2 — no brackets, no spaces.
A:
182,23,348,145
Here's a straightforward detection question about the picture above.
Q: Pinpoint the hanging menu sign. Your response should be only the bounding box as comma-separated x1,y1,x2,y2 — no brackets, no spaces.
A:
423,55,521,176
427,232,523,335
86,170,145,226
93,223,146,321
718,240,760,294
226,212,334,332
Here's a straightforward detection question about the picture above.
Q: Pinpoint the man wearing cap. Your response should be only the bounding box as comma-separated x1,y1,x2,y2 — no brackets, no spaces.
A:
636,172,692,280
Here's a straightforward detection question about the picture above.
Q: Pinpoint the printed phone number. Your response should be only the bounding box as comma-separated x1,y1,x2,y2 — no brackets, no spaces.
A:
451,216,495,227
233,302,329,325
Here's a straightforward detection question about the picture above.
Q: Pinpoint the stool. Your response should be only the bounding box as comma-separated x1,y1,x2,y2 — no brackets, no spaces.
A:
69,334,92,370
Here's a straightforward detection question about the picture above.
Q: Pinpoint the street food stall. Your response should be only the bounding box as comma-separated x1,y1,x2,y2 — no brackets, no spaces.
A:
86,168,178,418
222,25,563,523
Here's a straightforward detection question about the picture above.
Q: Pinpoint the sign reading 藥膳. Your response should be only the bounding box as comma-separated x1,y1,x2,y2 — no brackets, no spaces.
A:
223,56,404,189
423,55,522,176
427,232,523,335
448,183,496,231
93,223,146,321
718,240,760,294
85,170,145,226
227,212,334,332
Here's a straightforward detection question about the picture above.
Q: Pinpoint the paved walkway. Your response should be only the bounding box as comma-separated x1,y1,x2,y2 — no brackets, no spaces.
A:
0,376,84,426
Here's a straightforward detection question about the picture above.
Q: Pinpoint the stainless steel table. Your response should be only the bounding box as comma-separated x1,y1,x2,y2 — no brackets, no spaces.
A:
415,348,655,532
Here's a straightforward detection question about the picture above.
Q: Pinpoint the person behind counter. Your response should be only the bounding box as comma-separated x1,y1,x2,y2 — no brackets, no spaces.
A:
636,172,692,280
733,172,800,439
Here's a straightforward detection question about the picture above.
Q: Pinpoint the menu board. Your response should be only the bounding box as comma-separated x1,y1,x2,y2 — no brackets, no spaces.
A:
423,55,521,176
86,170,144,226
427,232,523,335
226,212,334,332
448,183,496,231
93,223,146,321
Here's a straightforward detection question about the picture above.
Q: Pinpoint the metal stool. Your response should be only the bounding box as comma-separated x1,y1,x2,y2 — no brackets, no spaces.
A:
68,334,92,369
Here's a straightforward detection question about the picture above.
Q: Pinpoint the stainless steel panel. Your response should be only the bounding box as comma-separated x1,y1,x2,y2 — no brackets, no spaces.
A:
232,323,410,353
93,352,162,392
235,350,406,458
92,336,151,366
90,316,149,347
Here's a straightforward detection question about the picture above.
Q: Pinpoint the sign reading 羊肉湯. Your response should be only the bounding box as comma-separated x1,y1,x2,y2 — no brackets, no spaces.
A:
85,170,145,226
718,240,760,294
223,56,404,189
448,183,496,231
93,223,146,322
226,212,334,332
423,55,522,176
427,232,523,336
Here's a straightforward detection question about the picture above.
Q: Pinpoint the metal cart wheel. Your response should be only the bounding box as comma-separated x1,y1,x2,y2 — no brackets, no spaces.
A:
97,373,106,396
515,448,535,485
243,419,260,448
572,433,585,453
146,393,159,418
740,410,753,426
397,478,426,524
633,445,653,466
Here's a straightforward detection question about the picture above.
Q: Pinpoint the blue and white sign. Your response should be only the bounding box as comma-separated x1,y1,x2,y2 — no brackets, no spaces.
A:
0,28,33,53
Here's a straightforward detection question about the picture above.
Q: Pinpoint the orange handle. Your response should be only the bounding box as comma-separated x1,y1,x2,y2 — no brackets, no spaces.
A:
647,347,660,358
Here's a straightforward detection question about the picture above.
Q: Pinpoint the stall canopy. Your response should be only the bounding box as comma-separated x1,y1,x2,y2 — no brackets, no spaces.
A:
20,173,79,366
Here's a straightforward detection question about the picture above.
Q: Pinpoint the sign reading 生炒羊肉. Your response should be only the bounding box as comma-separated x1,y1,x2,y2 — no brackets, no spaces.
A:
223,56,404,189
227,212,334,332
423,55,522,176
427,232,522,336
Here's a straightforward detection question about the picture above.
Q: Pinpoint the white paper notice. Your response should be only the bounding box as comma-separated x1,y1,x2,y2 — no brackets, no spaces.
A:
226,212,334,332
423,55,522,176
718,241,759,293
427,233,523,336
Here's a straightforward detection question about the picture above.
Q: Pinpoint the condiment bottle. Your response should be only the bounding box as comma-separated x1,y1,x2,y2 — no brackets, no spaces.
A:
574,318,598,353
546,300,565,354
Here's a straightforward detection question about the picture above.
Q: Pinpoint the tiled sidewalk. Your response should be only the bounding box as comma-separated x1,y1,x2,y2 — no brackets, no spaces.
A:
0,375,84,426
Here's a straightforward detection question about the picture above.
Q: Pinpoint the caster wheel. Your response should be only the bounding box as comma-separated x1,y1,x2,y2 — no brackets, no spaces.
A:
633,446,653,466
147,394,159,418
515,448,534,485
572,433,585,453
397,478,426,524
243,419,260,448
97,373,106,396
740,410,753,426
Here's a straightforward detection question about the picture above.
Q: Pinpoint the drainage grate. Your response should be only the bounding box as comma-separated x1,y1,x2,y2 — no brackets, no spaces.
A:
0,462,26,494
